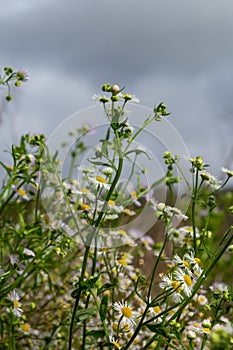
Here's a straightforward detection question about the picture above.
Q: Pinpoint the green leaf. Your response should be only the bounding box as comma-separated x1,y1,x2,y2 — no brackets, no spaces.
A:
125,149,151,160
97,283,115,296
71,288,80,298
86,330,106,339
76,308,97,322
146,324,168,337
100,295,108,321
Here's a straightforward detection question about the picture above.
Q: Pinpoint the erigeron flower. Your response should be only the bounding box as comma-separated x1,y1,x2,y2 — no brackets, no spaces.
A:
109,335,121,349
92,94,110,104
19,322,31,335
187,330,197,340
77,164,95,174
149,305,163,324
113,301,138,329
195,294,208,305
130,191,142,207
102,167,114,175
221,167,233,178
16,68,29,82
15,187,30,201
7,290,23,318
160,274,183,302
174,268,193,297
51,220,76,237
23,248,35,257
200,170,221,189
122,208,136,216
209,282,229,298
88,176,111,190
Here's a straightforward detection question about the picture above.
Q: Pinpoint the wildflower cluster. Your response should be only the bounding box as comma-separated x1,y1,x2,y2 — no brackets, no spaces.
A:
0,79,233,349
0,66,29,101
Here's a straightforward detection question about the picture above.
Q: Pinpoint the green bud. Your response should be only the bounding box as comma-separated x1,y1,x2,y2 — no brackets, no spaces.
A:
122,93,132,101
99,96,110,103
102,84,111,92
5,95,12,101
223,291,229,302
154,102,170,116
111,95,119,102
228,205,233,214
163,151,171,159
15,81,22,87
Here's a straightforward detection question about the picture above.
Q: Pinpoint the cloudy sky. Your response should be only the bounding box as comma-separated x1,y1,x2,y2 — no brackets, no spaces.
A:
1,0,233,177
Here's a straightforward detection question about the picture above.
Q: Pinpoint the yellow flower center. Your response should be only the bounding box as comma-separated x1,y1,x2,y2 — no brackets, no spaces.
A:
20,323,30,333
118,259,128,266
130,191,138,199
80,203,91,211
194,257,203,267
13,299,19,309
112,341,121,349
123,209,133,216
172,280,182,293
183,260,190,269
17,188,26,197
118,230,127,236
108,200,115,206
202,327,211,333
184,274,192,286
121,306,132,318
96,176,106,183
80,188,90,193
153,306,161,313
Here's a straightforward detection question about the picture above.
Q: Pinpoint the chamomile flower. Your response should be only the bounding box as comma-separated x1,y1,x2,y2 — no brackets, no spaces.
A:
7,289,23,318
113,301,138,328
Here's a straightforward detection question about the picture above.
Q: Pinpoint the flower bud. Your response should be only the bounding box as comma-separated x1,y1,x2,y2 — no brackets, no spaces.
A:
102,84,111,92
111,84,121,94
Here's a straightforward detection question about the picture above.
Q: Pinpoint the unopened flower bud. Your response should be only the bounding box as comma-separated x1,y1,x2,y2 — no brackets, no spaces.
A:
102,84,111,92
111,84,121,94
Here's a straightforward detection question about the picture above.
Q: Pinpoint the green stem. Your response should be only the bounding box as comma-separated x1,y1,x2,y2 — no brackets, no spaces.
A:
191,169,199,254
68,130,124,350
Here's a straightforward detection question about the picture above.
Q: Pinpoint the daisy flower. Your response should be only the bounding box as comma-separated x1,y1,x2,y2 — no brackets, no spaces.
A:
7,289,23,318
113,301,138,329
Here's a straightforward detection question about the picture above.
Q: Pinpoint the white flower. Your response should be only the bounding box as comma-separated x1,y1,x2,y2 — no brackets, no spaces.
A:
17,68,29,82
159,274,183,302
7,290,23,318
221,167,233,178
174,268,193,297
113,301,138,329
88,176,111,191
200,170,221,189
23,248,35,257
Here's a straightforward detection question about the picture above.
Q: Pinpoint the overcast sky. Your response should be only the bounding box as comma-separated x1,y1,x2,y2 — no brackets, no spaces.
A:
1,0,233,177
